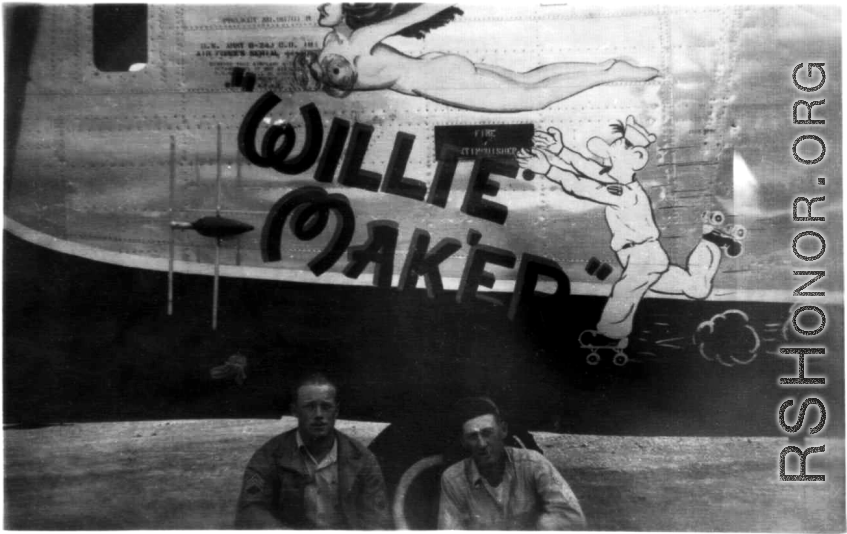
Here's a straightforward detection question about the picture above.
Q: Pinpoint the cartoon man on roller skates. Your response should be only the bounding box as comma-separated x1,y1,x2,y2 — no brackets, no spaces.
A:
517,116,745,364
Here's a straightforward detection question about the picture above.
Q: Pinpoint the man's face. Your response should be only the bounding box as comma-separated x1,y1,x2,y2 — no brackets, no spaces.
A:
293,384,338,442
586,136,649,181
461,414,508,469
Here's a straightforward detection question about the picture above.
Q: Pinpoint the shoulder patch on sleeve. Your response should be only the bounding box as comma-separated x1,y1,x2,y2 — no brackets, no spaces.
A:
243,471,265,496
606,184,623,196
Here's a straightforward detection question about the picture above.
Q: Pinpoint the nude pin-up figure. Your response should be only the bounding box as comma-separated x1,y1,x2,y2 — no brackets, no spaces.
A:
299,3,658,112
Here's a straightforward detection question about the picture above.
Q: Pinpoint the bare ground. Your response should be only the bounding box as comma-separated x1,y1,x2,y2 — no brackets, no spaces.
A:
3,418,844,531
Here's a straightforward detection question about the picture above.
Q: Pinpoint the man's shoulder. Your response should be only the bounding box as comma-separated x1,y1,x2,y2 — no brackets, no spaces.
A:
255,427,298,453
441,458,469,486
335,429,367,451
508,446,550,466
244,428,298,469
335,429,379,463
335,428,365,447
443,458,466,476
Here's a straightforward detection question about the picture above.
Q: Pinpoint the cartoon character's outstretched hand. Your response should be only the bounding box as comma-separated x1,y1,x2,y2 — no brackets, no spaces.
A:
532,127,565,156
516,148,552,176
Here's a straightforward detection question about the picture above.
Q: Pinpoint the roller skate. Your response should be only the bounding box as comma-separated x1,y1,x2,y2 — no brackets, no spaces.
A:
578,330,629,366
700,210,746,258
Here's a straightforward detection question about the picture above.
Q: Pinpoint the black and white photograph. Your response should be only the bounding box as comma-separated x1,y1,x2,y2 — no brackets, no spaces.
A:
3,3,844,530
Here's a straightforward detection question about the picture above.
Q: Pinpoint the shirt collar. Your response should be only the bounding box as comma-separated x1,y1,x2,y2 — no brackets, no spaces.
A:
296,430,338,468
467,447,514,488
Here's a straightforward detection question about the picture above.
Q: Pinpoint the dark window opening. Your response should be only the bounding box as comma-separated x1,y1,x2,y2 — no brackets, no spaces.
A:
93,4,147,72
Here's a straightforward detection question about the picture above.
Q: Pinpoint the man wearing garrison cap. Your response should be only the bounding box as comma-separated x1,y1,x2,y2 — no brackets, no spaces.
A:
518,116,737,350
437,397,586,530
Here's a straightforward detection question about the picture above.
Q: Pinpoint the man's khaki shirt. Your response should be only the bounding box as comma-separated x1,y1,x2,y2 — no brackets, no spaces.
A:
438,447,586,530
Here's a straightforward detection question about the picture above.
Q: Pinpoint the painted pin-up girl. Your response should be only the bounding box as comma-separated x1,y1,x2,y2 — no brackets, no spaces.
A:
302,3,658,112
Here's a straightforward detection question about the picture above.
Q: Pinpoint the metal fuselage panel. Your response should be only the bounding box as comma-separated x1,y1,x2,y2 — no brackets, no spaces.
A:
6,5,842,301
3,5,845,437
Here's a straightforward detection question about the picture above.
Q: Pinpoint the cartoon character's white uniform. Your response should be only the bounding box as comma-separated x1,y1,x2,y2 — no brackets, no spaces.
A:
520,116,722,343
605,181,660,252
596,180,670,340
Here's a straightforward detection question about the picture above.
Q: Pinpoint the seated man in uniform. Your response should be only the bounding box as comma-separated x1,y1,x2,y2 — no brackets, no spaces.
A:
438,397,586,530
235,373,391,529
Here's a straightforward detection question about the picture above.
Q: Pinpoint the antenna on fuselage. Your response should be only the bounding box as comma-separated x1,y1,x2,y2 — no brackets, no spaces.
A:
212,123,223,331
168,136,177,316
167,124,254,329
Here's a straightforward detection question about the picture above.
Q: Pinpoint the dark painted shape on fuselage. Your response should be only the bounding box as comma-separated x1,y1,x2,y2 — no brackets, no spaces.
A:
3,232,843,437
190,216,254,239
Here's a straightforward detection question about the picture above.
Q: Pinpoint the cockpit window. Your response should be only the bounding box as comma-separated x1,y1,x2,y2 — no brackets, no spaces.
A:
93,4,148,72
